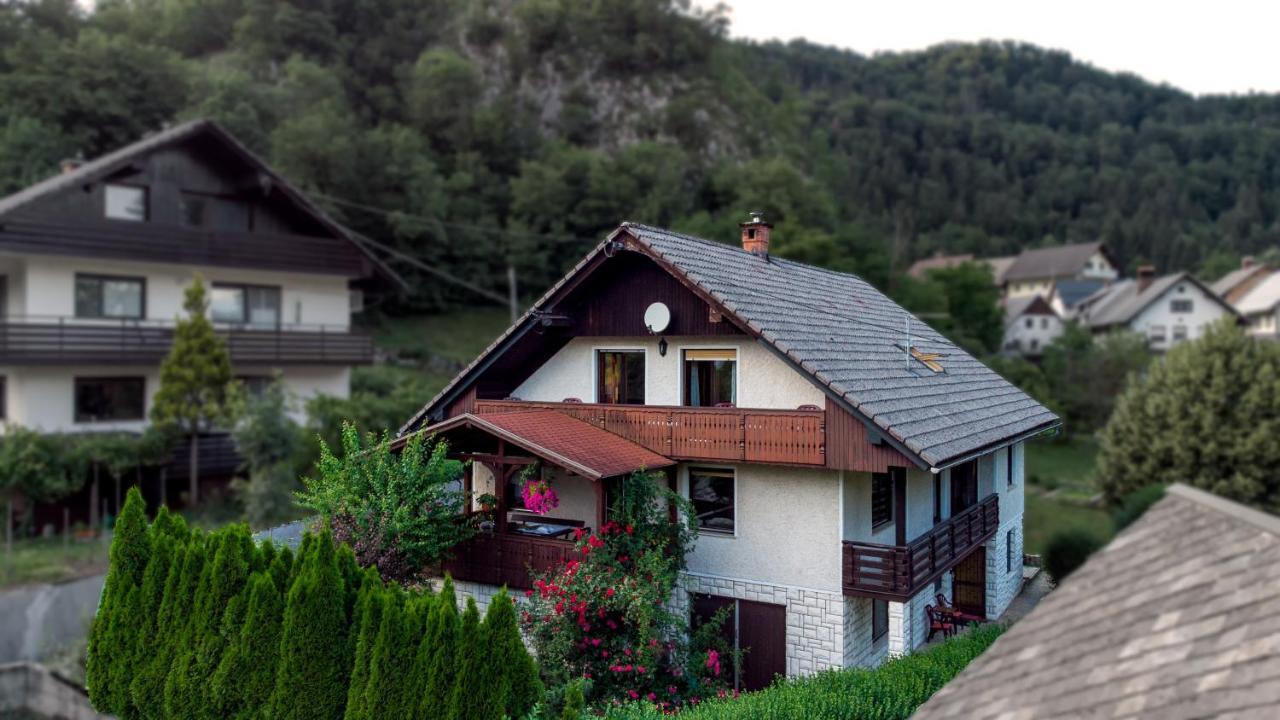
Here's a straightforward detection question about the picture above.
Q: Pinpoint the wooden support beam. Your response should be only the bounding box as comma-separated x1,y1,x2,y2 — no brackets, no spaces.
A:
893,466,907,547
494,441,507,534
461,453,536,466
595,478,606,533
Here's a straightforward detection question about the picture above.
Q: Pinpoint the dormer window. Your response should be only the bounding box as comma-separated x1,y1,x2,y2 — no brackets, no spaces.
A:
104,184,147,221
181,192,251,231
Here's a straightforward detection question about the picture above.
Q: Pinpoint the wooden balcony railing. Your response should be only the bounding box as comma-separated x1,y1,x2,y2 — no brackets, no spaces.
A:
0,316,373,365
442,531,579,590
474,399,826,466
842,493,1000,601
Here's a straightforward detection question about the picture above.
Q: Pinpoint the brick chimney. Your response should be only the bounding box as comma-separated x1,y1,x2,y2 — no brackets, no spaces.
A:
740,211,772,256
1243,255,1256,269
1136,265,1156,293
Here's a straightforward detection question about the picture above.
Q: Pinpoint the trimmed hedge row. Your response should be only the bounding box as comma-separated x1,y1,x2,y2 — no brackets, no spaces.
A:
86,487,539,720
603,624,1005,720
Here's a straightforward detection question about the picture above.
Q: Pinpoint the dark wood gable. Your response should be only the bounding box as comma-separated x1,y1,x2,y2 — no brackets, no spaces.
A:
457,249,744,407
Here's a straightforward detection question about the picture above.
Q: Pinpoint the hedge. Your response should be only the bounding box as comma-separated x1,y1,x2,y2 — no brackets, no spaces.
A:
604,624,1005,720
87,487,538,720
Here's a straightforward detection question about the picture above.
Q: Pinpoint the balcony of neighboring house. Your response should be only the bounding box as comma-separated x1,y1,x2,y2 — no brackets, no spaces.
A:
0,315,373,365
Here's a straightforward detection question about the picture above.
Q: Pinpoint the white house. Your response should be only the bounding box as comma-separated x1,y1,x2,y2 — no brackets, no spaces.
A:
1234,270,1280,339
396,218,1058,690
1076,267,1240,350
1002,295,1064,358
0,119,393,503
1002,241,1119,300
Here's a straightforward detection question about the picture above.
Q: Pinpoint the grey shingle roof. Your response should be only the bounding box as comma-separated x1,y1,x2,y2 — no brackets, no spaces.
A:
1081,272,1239,329
1002,241,1106,283
1051,278,1107,310
1212,264,1269,298
913,484,1280,720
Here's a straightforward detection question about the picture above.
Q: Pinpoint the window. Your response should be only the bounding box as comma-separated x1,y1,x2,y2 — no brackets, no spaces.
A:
1007,445,1016,487
597,350,645,404
1171,299,1193,314
689,467,734,535
210,284,281,328
1172,324,1188,342
181,192,251,231
1029,338,1039,351
75,274,144,319
950,460,978,513
1148,325,1167,343
872,472,893,528
1024,317,1033,329
683,349,736,406
1040,317,1049,329
104,184,147,221
1006,529,1016,574
872,599,888,642
75,377,145,422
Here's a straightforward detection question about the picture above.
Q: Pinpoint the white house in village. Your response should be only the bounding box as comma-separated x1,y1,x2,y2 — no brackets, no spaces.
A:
396,218,1058,689
1002,295,1064,358
1076,267,1240,350
1002,241,1119,300
1234,270,1280,339
0,120,391,502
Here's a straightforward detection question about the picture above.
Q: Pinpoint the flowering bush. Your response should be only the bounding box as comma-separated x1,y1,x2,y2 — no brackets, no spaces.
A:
520,477,560,515
521,470,732,712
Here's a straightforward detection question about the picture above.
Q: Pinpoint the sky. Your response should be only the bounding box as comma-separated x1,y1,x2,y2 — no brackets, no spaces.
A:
700,0,1280,96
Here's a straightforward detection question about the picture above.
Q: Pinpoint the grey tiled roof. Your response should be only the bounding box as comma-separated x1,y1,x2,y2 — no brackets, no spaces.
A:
1002,241,1105,282
913,484,1280,720
1051,278,1107,310
624,224,1058,468
1081,272,1239,329
1212,265,1268,298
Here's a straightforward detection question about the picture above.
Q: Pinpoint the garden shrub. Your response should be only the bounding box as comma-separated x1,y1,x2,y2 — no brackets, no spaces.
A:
604,624,1005,720
419,577,459,718
1043,528,1104,585
1111,484,1166,531
86,485,149,715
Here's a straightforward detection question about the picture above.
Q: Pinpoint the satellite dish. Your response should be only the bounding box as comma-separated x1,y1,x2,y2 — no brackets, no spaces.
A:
644,302,671,334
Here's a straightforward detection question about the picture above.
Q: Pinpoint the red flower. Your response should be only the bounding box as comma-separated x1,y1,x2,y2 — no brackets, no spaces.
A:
605,587,615,598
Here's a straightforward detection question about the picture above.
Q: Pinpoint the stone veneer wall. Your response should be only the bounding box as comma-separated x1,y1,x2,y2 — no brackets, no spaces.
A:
885,572,954,658
679,573,845,678
432,577,507,615
842,596,886,668
985,512,1024,620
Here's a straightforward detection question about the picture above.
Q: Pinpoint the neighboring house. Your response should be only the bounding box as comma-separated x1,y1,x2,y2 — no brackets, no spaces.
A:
906,252,1014,285
1046,277,1107,319
0,119,389,500
1002,241,1119,300
1234,270,1280,340
1212,256,1271,305
914,484,1280,720
396,217,1058,689
1076,267,1239,351
1002,295,1063,358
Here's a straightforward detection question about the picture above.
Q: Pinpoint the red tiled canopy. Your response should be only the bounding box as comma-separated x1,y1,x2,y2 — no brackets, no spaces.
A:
415,410,674,480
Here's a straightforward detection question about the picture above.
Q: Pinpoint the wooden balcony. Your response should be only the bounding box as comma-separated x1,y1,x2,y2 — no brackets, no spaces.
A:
842,494,1000,601
0,316,373,365
474,399,826,466
442,530,579,590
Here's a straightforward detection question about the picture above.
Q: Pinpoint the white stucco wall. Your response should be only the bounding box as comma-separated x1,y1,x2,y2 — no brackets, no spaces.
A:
1127,279,1232,350
841,468,945,545
681,463,842,592
1003,312,1064,356
512,336,826,409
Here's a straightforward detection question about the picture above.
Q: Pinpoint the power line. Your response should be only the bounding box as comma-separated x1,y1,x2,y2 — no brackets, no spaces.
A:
351,231,509,306
312,192,590,246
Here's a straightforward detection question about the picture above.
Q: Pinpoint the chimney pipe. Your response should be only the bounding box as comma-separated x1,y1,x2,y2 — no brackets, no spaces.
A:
740,211,772,257
1136,265,1156,293
1243,255,1256,269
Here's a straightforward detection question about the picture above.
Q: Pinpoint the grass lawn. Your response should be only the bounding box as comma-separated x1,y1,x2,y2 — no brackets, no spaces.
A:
1025,435,1100,502
372,307,511,365
0,536,110,590
1024,492,1114,556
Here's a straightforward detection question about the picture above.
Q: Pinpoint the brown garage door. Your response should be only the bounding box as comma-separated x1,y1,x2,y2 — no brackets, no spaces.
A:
692,593,786,692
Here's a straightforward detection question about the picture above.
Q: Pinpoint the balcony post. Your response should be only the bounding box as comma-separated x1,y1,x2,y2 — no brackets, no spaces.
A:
893,467,907,546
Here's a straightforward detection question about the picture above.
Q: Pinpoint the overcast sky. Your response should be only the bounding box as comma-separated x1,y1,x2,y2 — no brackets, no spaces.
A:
700,0,1278,96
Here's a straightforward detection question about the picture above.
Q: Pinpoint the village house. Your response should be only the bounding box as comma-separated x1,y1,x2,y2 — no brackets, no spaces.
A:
397,217,1059,689
1001,241,1119,300
1075,267,1240,350
1002,295,1063,358
1212,256,1271,305
906,251,1014,285
1232,270,1280,340
0,119,390,509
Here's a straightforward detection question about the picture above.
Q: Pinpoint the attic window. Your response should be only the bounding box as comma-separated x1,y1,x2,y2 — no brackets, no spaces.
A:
105,184,147,221
910,347,944,373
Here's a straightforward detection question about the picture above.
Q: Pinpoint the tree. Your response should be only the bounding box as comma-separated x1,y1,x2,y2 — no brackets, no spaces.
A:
86,486,149,714
447,597,489,720
131,536,206,719
419,577,459,718
483,589,543,719
0,427,78,554
923,263,1004,355
1041,324,1151,434
343,576,387,720
209,571,285,719
1099,321,1280,509
151,275,234,506
231,376,304,528
364,590,417,718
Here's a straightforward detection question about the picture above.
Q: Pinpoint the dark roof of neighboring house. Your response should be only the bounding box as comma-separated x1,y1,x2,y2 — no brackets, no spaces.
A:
907,253,974,279
404,410,674,480
1051,278,1108,310
913,484,1280,720
404,223,1059,470
1004,295,1057,324
1002,241,1111,283
0,118,405,289
1081,272,1239,328
1212,264,1270,299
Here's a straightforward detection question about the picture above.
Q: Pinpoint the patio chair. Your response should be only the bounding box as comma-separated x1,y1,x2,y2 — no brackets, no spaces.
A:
936,593,986,625
925,604,955,641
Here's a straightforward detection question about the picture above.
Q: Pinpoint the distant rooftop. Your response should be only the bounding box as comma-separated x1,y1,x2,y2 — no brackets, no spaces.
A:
1002,241,1109,283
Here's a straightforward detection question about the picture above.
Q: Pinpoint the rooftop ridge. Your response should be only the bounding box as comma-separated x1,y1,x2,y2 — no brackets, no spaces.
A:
1167,483,1280,537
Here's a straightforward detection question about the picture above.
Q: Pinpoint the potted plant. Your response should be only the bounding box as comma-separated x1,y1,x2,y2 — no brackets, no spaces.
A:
519,466,559,515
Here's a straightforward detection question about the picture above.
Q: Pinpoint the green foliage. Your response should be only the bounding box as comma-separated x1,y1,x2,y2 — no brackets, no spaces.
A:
1099,321,1280,509
483,589,544,718
1043,528,1104,586
560,680,587,720
419,577,459,718
131,536,206,719
1041,324,1152,434
1111,484,1167,532
447,597,488,720
343,574,386,720
605,624,1005,719
297,423,470,581
919,263,1004,355
86,486,149,713
231,376,306,528
208,571,284,719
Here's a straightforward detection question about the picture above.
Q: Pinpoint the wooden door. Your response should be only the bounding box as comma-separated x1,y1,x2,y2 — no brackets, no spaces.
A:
952,547,986,618
691,594,786,692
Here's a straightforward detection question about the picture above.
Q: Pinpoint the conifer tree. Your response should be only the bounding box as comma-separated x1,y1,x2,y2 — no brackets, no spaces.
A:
448,597,491,720
128,528,178,715
269,546,293,593
364,590,413,718
163,529,236,719
133,536,205,719
210,572,284,719
343,577,387,720
87,486,150,713
151,504,190,543
484,589,543,719
256,538,277,573
269,531,350,720
401,592,437,710
420,577,459,718
151,275,234,505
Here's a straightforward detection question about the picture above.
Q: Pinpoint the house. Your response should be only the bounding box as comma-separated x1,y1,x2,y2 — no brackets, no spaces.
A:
1233,270,1280,339
1002,295,1063,358
396,217,1059,689
1002,241,1119,300
1046,277,1108,319
0,119,390,508
906,251,1014,285
913,484,1280,719
1076,267,1240,350
1212,256,1271,305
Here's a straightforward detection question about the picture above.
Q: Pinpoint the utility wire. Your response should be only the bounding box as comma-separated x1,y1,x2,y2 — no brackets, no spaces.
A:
351,231,509,305
313,192,590,246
